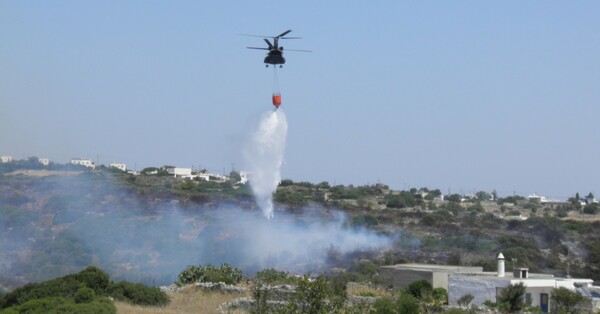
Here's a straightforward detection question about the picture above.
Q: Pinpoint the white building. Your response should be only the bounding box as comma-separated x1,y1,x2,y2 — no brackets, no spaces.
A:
109,163,127,172
448,253,597,313
70,158,95,169
196,173,211,181
167,167,193,178
380,253,598,313
1,156,12,163
38,158,49,166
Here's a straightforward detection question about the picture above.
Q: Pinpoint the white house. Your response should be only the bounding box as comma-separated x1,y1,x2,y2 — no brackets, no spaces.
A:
448,253,597,313
1,156,12,163
109,163,127,172
167,167,193,178
380,253,598,313
196,173,211,181
70,158,95,169
38,158,49,166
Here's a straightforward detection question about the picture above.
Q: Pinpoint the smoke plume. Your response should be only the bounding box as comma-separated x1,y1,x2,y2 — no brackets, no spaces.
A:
243,109,288,219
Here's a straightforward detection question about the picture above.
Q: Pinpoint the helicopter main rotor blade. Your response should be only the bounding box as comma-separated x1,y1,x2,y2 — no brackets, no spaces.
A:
280,37,302,39
247,47,269,50
264,38,274,49
284,49,312,52
239,33,272,38
277,30,292,38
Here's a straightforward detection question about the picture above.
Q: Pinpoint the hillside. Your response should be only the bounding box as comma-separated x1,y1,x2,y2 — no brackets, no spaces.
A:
1,164,599,295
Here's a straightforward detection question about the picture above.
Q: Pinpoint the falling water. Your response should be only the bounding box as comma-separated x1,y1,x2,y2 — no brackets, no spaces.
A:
244,109,288,218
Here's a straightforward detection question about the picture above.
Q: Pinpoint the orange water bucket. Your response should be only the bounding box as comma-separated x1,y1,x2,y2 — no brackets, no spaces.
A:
272,93,282,108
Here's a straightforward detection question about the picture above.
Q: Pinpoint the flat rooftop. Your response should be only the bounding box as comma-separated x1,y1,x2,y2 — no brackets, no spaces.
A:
380,264,483,272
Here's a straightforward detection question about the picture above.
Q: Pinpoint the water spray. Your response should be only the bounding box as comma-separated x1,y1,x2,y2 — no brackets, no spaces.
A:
244,109,288,218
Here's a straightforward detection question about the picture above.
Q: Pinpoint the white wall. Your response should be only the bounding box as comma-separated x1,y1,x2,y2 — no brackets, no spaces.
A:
174,168,192,176
449,277,510,306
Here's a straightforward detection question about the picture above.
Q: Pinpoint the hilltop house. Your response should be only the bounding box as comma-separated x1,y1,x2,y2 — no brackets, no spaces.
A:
1,156,12,163
166,167,192,178
109,163,127,172
70,158,95,169
38,158,49,166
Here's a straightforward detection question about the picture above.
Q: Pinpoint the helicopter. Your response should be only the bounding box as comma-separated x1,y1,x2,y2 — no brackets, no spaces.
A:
245,30,311,67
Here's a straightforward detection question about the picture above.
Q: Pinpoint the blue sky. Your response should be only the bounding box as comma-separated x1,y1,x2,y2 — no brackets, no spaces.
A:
1,1,599,198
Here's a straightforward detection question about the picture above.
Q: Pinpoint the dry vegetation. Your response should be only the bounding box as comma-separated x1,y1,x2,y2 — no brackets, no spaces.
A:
115,285,249,314
347,282,393,298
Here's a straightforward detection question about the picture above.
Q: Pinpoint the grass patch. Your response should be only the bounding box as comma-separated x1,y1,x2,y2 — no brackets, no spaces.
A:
114,285,249,314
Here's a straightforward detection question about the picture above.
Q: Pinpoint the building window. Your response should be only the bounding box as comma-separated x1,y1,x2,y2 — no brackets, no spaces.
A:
525,293,532,306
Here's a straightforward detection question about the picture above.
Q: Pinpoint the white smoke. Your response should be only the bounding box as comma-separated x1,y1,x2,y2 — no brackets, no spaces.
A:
0,172,399,286
243,109,288,218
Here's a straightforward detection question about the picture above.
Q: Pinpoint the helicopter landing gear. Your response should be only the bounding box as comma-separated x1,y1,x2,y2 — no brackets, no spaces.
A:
279,65,283,68
265,64,268,68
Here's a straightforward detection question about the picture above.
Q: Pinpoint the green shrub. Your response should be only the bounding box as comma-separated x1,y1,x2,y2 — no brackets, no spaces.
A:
55,298,116,314
372,296,396,314
583,204,600,215
0,266,164,311
350,215,378,228
350,259,378,277
406,279,433,299
285,275,345,314
8,297,68,314
74,287,96,304
250,281,271,314
176,263,244,286
396,293,419,314
255,268,292,284
1,296,116,314
497,283,526,313
328,273,348,299
72,266,110,295
107,281,169,306
551,287,586,314
0,266,109,309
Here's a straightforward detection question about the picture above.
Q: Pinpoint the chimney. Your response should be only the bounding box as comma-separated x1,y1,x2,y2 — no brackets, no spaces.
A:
497,252,505,277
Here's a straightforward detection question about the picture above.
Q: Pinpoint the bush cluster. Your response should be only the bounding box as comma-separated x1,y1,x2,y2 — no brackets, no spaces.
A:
176,263,244,286
0,296,116,314
255,268,295,285
106,281,169,306
0,266,169,313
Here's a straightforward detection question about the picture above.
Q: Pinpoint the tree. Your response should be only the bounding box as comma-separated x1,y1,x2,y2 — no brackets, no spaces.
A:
586,192,594,201
316,181,330,190
229,171,241,183
447,194,462,203
497,282,526,313
476,191,492,201
551,287,586,314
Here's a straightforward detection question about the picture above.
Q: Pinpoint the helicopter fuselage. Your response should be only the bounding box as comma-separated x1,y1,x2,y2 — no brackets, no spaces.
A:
265,50,285,65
